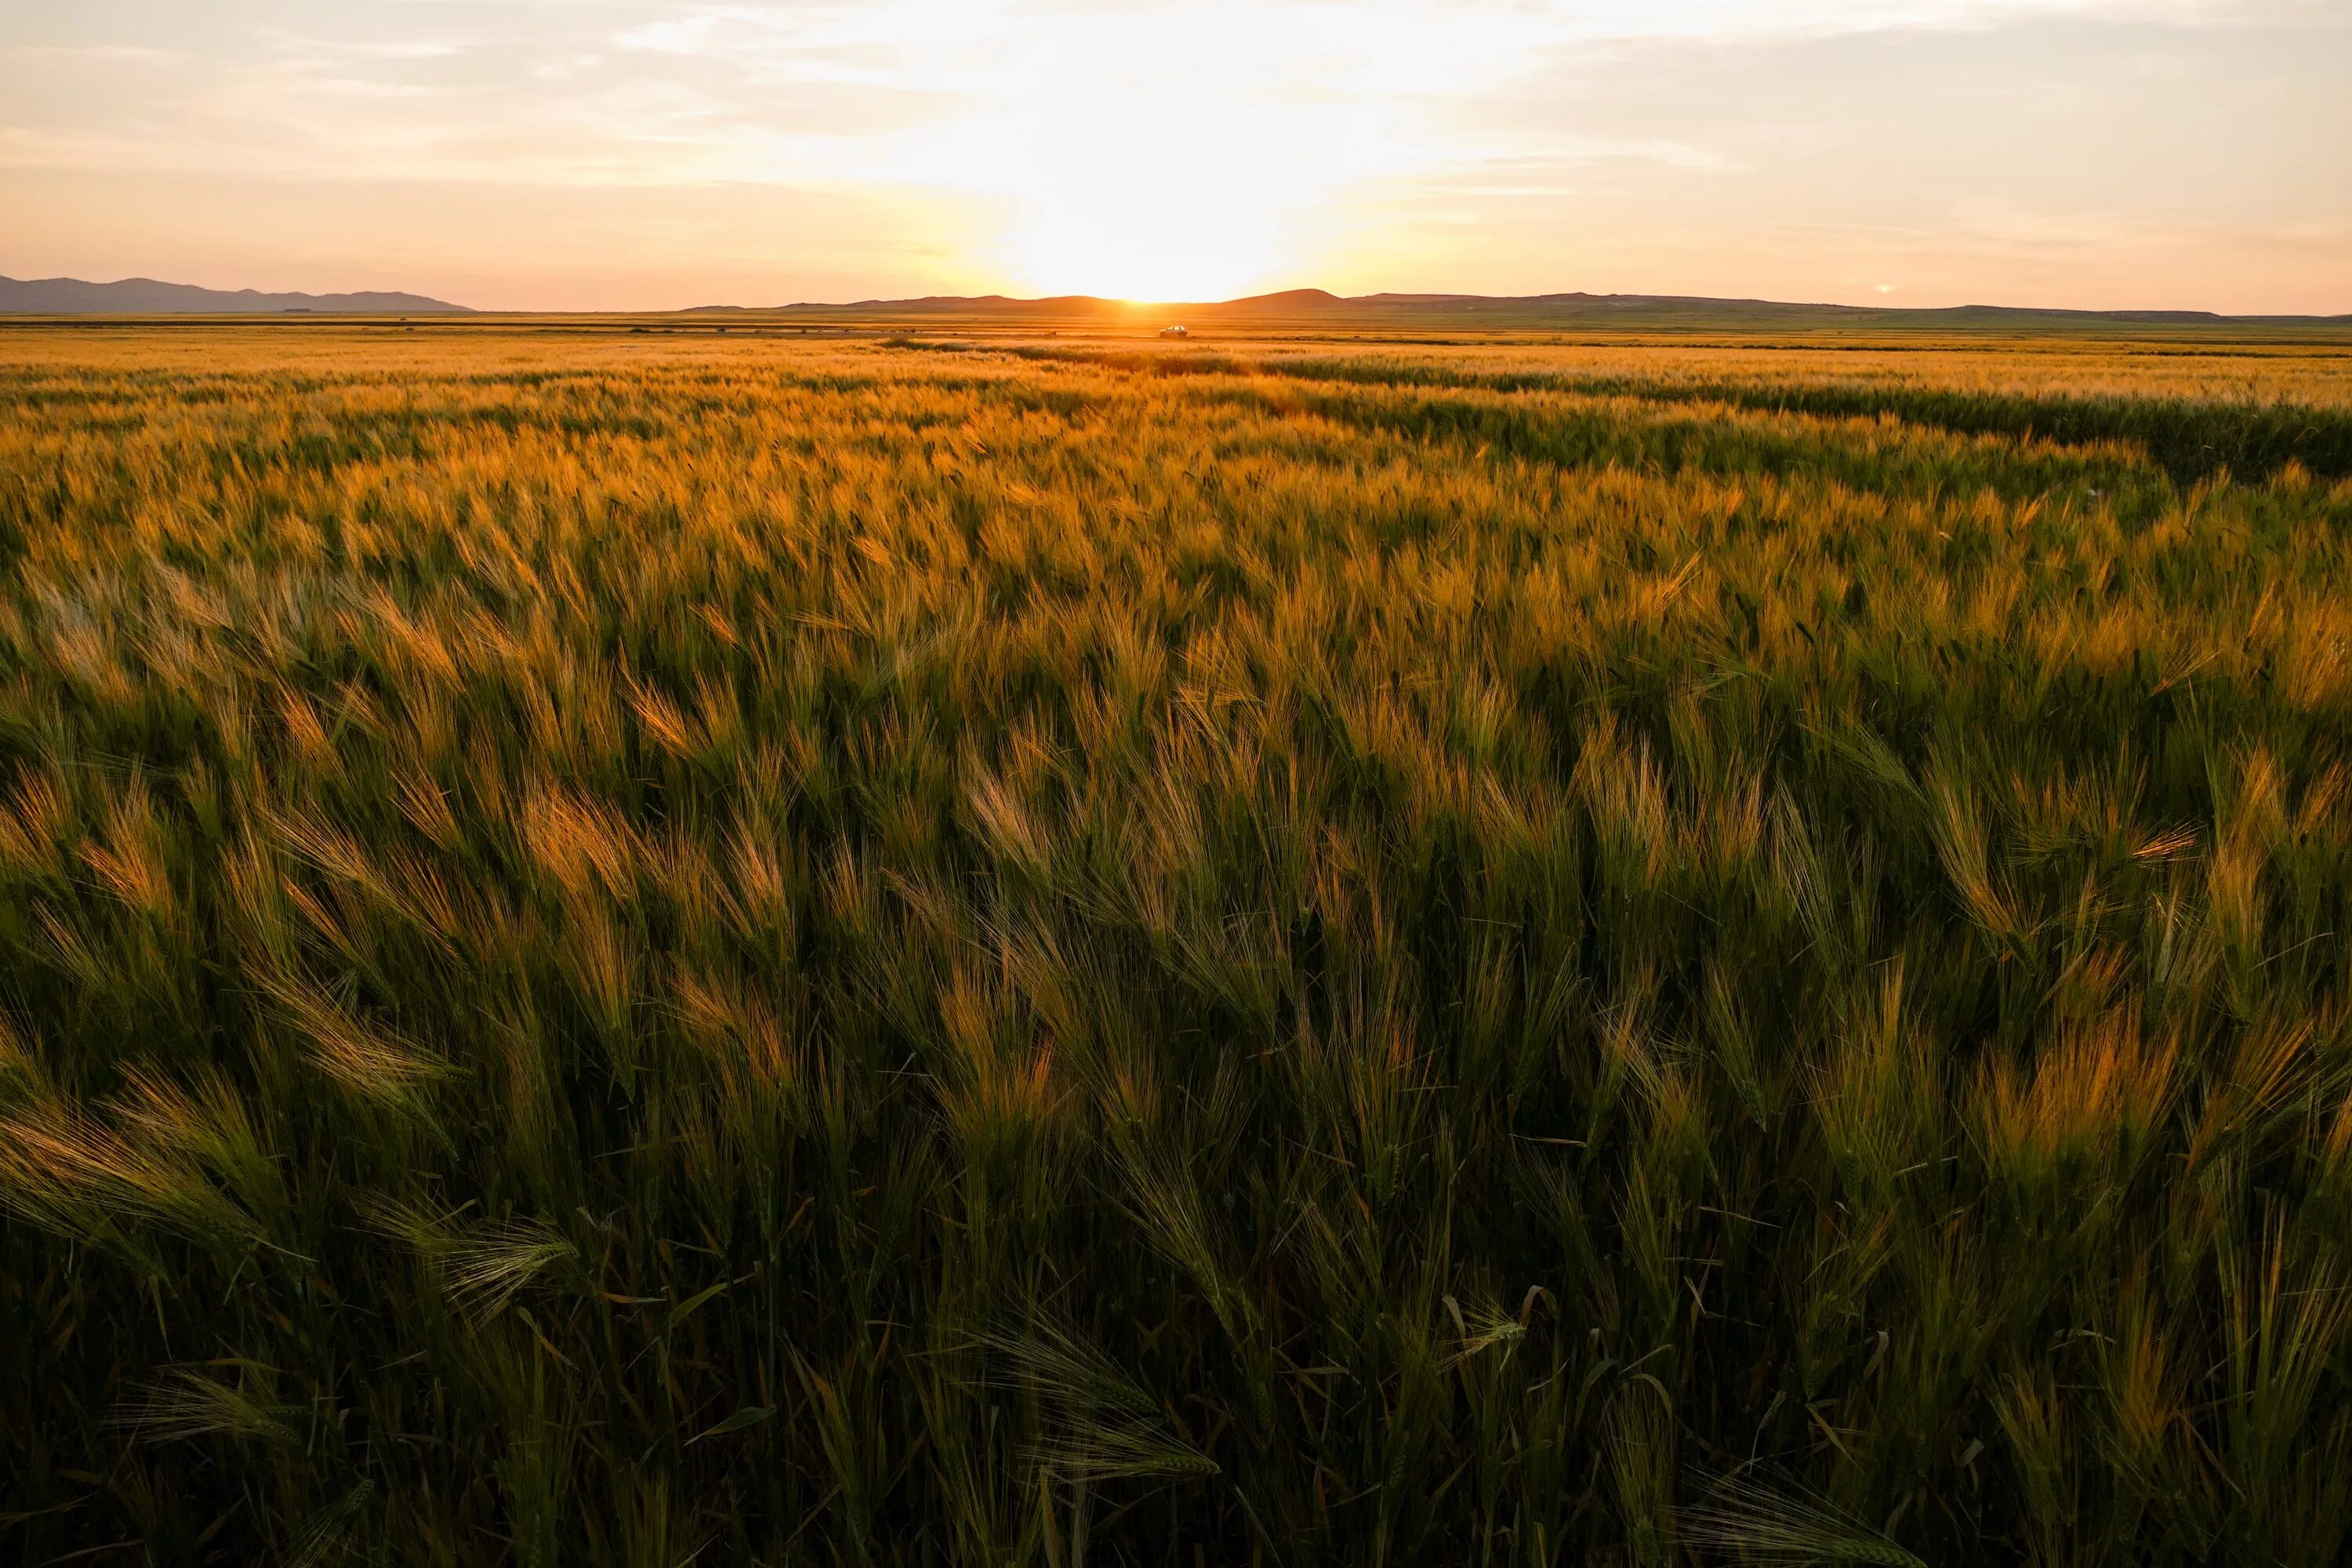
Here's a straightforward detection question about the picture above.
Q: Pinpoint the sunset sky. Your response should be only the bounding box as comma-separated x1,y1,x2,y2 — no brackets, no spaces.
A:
2,1,2346,313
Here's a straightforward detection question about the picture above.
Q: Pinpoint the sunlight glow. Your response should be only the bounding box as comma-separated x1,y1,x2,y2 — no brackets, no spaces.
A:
982,81,1308,302
869,9,1468,300
5,0,2345,312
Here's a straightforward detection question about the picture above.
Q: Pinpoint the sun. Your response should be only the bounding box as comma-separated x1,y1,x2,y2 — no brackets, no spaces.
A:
901,19,1410,303
985,79,1297,302
1014,191,1280,304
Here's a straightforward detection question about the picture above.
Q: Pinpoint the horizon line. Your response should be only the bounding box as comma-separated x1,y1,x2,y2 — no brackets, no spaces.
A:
6,274,2351,323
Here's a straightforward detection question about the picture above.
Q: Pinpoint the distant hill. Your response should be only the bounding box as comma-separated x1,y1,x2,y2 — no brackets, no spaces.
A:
706,287,2350,335
0,275,474,314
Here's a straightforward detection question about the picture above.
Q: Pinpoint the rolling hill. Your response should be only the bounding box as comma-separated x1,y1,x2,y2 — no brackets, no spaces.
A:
0,275,474,314
700,286,2352,335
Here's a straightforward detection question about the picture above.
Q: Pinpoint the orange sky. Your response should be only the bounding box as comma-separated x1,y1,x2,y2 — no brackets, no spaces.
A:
3,2,2347,312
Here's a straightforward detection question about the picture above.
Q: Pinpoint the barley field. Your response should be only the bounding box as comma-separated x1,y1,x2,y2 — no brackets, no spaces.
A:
4,325,2352,1565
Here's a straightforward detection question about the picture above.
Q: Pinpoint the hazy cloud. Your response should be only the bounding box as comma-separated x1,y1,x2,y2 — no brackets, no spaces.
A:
1,0,2343,308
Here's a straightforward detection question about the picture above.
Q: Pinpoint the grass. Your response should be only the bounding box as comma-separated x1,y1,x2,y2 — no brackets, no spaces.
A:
1,324,2350,1564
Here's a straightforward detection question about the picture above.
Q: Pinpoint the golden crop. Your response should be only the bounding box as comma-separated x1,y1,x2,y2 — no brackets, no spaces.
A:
2,325,2350,1564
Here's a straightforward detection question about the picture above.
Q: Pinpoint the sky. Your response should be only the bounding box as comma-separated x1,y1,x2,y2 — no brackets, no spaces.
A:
1,0,2347,313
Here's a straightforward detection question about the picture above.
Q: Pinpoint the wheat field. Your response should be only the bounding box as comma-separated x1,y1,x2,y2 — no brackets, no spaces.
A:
4,325,2352,1565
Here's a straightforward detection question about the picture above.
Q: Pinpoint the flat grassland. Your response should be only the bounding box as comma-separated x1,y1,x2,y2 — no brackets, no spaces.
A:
4,324,2352,1564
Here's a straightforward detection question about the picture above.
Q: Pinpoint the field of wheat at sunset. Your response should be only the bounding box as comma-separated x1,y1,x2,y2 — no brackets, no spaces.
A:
5,4,2352,1566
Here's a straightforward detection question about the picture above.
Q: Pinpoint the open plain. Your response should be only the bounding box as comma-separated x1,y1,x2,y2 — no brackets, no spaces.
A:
4,320,2352,1563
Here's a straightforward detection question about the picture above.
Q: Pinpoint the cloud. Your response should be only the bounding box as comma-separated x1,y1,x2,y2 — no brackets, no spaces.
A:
613,15,720,54
1,0,2343,308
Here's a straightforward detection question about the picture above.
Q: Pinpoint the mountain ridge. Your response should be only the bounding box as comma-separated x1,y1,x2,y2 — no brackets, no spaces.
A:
4,275,2339,328
0,275,474,314
692,287,2351,330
